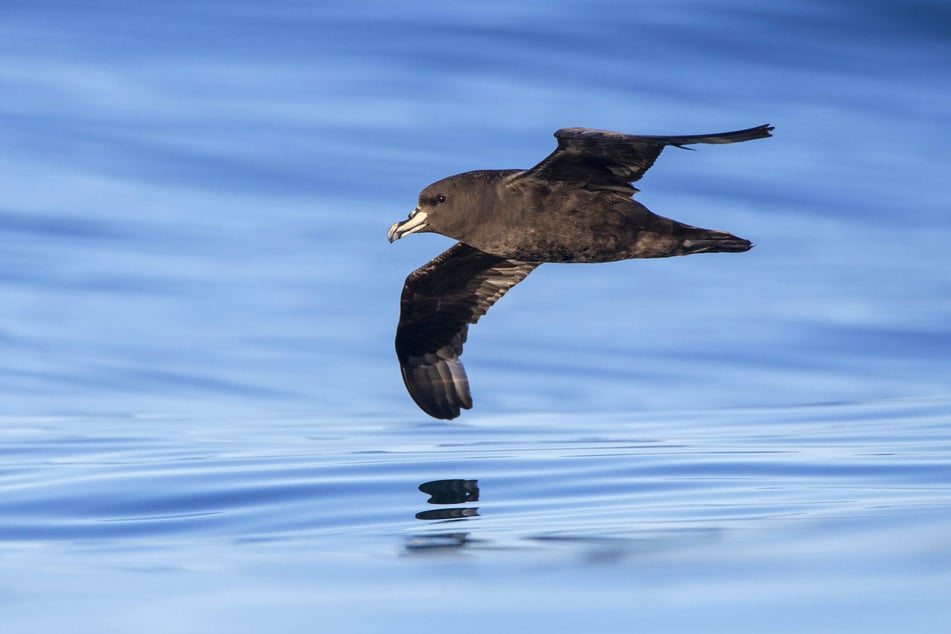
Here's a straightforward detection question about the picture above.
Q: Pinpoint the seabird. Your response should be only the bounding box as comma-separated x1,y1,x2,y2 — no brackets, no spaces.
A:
388,124,773,419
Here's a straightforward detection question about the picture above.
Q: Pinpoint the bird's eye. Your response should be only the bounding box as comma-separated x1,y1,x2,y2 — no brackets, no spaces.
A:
435,194,446,204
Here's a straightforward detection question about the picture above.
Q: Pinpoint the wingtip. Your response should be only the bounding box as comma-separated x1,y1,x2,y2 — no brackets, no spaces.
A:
416,398,470,421
733,123,774,142
398,357,474,421
429,407,460,421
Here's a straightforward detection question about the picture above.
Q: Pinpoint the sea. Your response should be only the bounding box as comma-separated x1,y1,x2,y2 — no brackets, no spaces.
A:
1,1,950,632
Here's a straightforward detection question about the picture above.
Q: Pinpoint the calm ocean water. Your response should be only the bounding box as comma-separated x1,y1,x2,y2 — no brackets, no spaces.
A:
2,1,950,632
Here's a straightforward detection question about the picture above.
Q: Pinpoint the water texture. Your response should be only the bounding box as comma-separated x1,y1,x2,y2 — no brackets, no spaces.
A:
1,1,950,632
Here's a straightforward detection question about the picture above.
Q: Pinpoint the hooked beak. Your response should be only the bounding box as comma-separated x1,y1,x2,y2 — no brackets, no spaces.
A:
387,207,429,243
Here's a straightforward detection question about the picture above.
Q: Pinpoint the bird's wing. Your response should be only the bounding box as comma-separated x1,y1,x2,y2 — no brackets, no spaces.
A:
395,242,540,420
518,124,773,191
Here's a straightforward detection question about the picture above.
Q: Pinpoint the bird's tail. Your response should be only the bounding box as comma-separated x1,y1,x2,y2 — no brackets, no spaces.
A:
679,226,753,254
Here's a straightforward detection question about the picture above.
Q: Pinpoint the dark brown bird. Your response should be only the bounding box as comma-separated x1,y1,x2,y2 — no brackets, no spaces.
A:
388,124,773,419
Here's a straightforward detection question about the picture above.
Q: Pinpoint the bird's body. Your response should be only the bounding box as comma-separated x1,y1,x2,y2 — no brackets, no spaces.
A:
412,169,750,262
388,124,773,419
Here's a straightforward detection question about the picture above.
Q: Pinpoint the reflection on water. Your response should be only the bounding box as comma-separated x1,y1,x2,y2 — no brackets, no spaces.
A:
415,507,480,522
409,479,481,550
2,401,951,630
418,479,480,505
404,532,473,552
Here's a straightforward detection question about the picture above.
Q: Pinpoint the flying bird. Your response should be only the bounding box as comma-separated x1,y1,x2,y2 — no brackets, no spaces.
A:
388,124,773,419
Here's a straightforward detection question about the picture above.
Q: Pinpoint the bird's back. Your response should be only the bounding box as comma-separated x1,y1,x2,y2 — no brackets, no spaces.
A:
463,180,669,262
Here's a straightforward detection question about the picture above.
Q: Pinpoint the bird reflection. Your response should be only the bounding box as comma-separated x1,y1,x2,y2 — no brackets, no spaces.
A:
406,479,480,552
415,507,479,521
404,532,471,551
418,478,479,505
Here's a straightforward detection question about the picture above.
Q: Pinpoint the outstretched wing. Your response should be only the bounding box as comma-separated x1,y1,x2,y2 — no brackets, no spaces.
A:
395,242,540,420
521,124,773,191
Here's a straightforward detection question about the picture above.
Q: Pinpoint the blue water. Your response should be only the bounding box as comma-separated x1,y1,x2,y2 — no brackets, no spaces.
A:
2,1,951,631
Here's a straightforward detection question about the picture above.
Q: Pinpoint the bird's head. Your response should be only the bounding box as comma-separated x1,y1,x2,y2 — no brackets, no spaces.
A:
387,173,485,243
